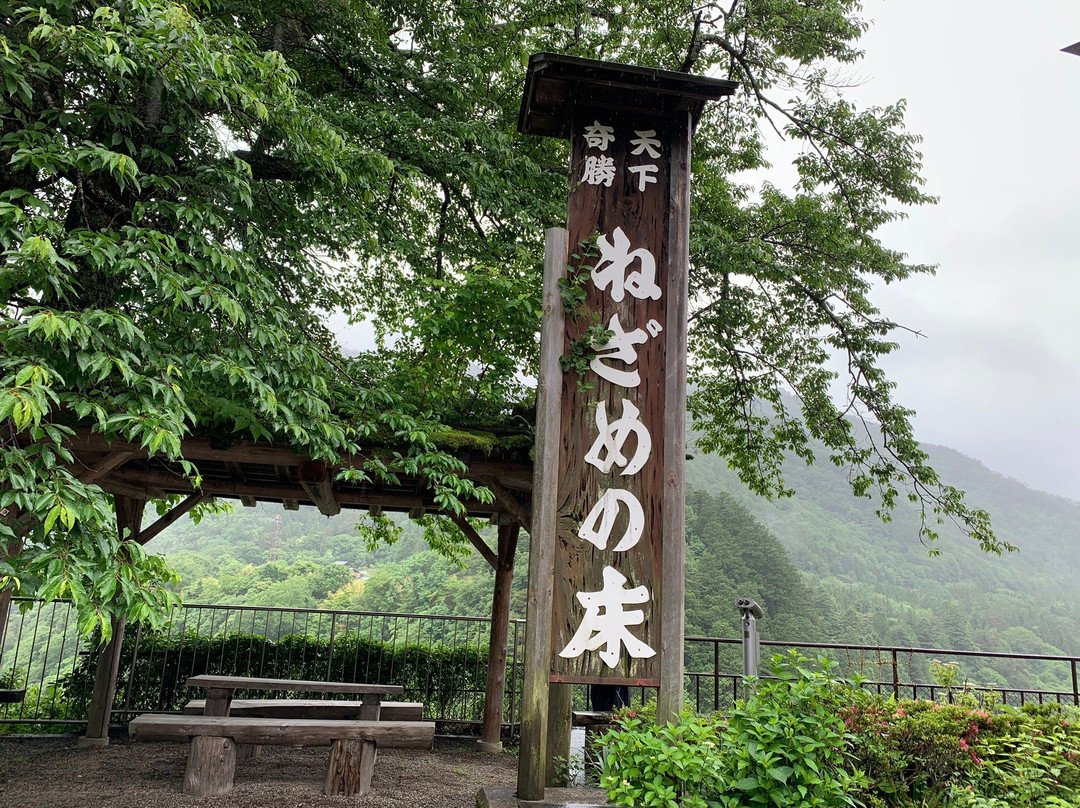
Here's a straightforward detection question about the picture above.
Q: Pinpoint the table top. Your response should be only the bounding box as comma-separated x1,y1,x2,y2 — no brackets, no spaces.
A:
186,675,404,696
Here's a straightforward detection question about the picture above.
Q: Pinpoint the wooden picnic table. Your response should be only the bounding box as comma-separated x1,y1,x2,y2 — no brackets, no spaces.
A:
185,675,405,721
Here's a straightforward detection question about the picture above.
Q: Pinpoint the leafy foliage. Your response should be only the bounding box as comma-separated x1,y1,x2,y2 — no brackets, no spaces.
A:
0,0,485,637
601,654,1080,808
601,652,864,808
2,0,1005,638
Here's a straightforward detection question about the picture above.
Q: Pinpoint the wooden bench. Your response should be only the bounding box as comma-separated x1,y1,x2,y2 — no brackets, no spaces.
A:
128,714,435,797
183,697,423,721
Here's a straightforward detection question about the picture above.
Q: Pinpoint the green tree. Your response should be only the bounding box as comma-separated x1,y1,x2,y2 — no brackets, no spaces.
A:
0,0,483,637
2,0,1004,637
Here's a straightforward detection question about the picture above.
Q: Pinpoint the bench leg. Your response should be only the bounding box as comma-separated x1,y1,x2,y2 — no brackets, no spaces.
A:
324,738,377,796
184,736,237,797
237,743,260,761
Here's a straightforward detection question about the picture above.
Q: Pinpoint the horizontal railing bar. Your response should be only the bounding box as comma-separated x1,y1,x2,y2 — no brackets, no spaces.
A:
685,636,1080,664
8,596,525,626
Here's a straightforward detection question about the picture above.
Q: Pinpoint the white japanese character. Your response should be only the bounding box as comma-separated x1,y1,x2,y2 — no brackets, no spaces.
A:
592,227,661,303
578,488,645,552
630,130,662,158
591,314,648,388
558,566,656,668
582,155,616,187
645,319,663,337
584,399,652,476
628,164,659,191
584,121,616,151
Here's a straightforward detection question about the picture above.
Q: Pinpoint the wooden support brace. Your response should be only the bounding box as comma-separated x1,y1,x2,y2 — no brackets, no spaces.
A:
407,506,425,520
283,499,300,511
482,477,531,528
138,492,207,546
239,495,257,507
448,513,497,570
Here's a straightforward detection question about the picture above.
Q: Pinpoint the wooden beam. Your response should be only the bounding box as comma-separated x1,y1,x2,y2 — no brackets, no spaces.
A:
97,476,164,502
478,523,519,753
282,499,300,511
657,111,692,726
137,493,208,546
297,460,341,517
482,477,531,527
518,228,567,801
369,505,383,518
59,430,533,484
239,496,257,508
407,507,425,520
104,469,446,512
448,513,497,570
82,494,144,745
76,450,138,485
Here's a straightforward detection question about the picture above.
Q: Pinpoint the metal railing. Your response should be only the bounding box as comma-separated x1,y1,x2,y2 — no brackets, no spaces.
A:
0,599,526,733
683,637,1080,712
3,599,1079,732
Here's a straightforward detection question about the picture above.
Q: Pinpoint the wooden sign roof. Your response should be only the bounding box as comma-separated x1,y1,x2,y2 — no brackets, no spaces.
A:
518,52,738,139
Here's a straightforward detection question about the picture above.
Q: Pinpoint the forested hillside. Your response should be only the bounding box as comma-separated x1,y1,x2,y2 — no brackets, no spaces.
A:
148,432,1080,691
687,436,1080,661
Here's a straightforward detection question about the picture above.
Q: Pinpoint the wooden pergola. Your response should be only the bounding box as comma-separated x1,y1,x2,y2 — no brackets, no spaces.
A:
57,427,533,749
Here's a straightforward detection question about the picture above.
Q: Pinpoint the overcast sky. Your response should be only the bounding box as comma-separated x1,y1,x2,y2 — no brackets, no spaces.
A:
835,0,1080,501
333,1,1080,501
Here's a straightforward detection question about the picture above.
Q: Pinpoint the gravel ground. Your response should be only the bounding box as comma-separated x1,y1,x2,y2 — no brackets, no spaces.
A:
0,734,518,808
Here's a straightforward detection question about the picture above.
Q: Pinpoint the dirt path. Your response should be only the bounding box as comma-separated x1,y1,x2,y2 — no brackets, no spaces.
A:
0,734,518,808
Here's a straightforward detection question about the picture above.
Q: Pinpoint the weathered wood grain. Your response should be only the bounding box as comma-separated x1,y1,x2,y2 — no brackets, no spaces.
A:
183,736,236,797
518,227,569,801
182,698,423,721
185,675,403,696
324,738,377,796
128,715,434,748
552,108,673,685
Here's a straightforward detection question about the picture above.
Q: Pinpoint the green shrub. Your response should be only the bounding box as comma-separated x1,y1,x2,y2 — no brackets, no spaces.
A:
843,694,1080,807
59,627,494,721
600,652,864,808
600,655,1080,808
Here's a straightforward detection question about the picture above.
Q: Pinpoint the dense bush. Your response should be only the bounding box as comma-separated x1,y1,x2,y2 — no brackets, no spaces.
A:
601,653,864,808
600,653,1080,808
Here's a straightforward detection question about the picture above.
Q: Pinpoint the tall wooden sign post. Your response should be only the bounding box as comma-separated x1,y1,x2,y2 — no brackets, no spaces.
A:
517,54,736,801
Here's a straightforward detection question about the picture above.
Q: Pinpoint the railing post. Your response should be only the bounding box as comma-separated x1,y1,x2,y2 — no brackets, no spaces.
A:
326,613,337,682
1072,659,1078,707
713,640,720,712
891,649,899,700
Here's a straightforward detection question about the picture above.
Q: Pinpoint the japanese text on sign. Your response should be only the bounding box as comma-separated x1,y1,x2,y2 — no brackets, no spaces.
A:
559,120,667,670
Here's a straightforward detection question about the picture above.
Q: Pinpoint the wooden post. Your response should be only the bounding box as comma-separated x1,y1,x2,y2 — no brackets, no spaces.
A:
545,682,574,786
0,509,26,655
517,54,737,799
517,227,568,801
478,522,520,753
184,736,237,797
656,111,692,725
80,494,144,746
325,738,377,796
81,614,127,745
